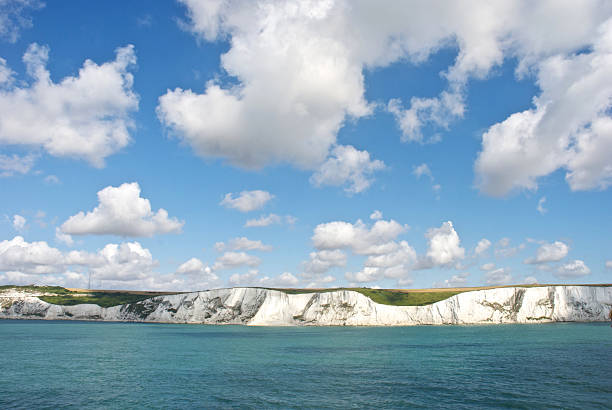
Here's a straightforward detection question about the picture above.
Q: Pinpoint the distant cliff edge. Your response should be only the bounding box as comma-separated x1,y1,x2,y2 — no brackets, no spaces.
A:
1,286,611,326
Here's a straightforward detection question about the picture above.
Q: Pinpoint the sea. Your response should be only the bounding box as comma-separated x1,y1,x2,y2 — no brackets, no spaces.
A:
0,320,610,409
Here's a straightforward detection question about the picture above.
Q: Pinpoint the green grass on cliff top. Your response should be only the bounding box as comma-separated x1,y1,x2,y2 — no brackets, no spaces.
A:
2,284,610,308
0,285,172,308
276,288,463,306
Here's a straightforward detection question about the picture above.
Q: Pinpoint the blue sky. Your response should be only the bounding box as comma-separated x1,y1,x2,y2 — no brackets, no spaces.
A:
0,0,611,291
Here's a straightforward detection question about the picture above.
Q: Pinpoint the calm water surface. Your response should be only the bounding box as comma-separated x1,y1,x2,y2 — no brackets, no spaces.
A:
1,320,610,409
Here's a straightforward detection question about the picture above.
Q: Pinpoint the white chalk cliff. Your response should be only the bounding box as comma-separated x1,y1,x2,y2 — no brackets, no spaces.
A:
1,286,611,326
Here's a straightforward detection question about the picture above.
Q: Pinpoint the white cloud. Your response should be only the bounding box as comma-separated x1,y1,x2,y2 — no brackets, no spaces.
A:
556,260,591,278
12,214,25,231
304,274,336,288
412,163,441,196
55,227,73,246
424,221,465,266
310,145,385,194
163,0,612,199
0,235,225,291
0,0,43,43
0,236,65,275
0,57,14,85
90,242,157,281
413,163,433,180
524,276,538,285
312,218,406,255
474,238,491,255
44,175,59,185
263,272,300,287
220,190,273,212
476,18,612,196
228,270,299,288
537,197,547,215
302,249,347,275
169,0,611,174
244,213,295,228
369,210,383,220
606,260,612,269
495,238,525,258
485,268,513,285
345,266,382,284
389,93,464,143
176,257,208,275
363,240,417,281
312,217,413,284
434,272,469,288
60,182,183,237
0,43,138,167
160,0,373,171
480,263,495,271
175,257,219,286
311,218,466,284
213,251,260,271
214,237,272,252
0,153,36,177
524,241,569,264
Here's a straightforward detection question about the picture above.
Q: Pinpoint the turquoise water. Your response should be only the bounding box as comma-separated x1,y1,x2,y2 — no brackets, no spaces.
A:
1,321,611,409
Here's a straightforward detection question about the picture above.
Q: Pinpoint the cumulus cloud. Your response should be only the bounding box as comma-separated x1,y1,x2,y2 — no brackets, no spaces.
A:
213,251,260,270
214,237,272,252
60,182,183,237
228,270,299,288
244,213,296,228
166,1,612,177
88,242,157,282
175,257,219,288
485,267,513,285
302,249,346,275
312,217,414,284
0,0,43,43
480,263,495,271
369,210,382,220
311,218,468,284
0,43,138,167
220,190,273,212
0,236,152,281
159,0,372,171
433,272,469,288
495,238,525,258
362,240,417,279
423,221,465,266
413,163,433,180
474,238,491,255
476,18,612,196
524,241,569,264
0,153,36,177
55,227,73,246
524,276,538,285
0,235,225,291
310,145,385,194
313,218,406,255
606,260,612,269
12,214,25,231
0,236,65,275
556,260,591,278
388,92,464,143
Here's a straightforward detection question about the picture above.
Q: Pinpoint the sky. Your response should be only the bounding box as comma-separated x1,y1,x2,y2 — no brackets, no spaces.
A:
0,0,611,291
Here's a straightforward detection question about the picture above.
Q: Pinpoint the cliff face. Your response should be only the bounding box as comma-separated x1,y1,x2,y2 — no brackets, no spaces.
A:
1,286,611,326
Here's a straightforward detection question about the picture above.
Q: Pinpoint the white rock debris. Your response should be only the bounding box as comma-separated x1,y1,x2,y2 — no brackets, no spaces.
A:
1,286,611,326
